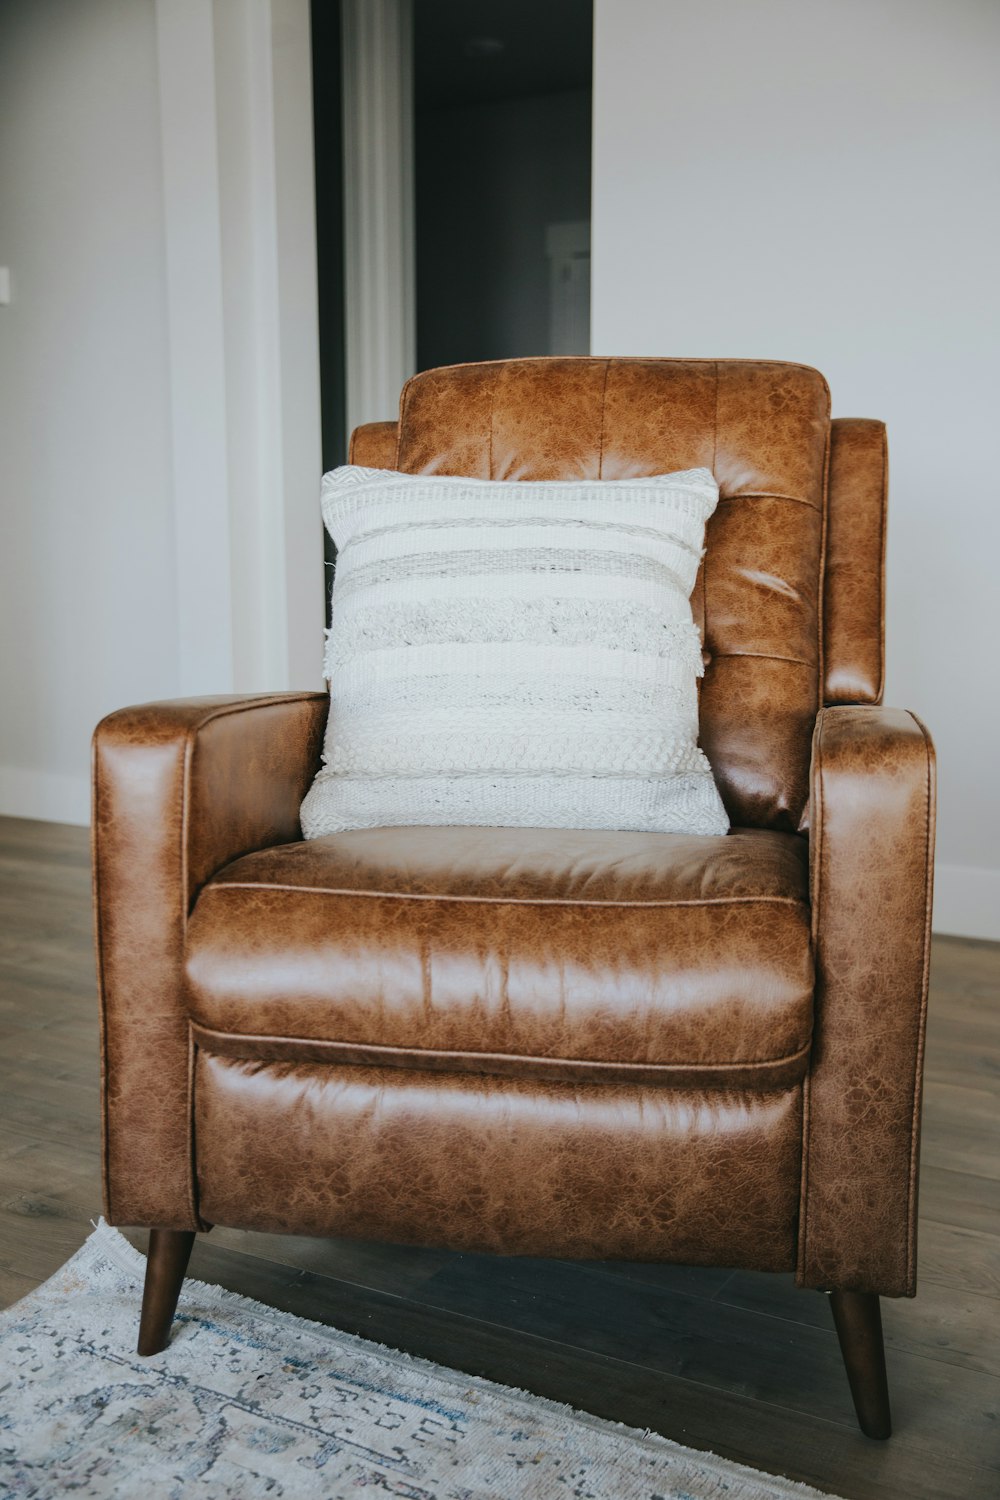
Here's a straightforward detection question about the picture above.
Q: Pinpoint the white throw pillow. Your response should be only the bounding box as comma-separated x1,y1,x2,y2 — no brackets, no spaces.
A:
300,466,729,838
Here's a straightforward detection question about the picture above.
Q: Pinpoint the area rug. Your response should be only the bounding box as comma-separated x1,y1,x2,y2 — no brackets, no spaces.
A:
0,1222,839,1500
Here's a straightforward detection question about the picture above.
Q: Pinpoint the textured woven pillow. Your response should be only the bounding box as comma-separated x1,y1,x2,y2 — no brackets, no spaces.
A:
300,465,729,838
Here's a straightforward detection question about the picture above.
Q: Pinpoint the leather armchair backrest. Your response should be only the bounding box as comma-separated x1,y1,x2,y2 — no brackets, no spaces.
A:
358,357,826,831
349,384,887,735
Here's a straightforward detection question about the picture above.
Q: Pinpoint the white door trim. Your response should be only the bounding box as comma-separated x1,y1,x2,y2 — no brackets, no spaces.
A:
155,0,235,694
155,0,324,696
341,0,416,435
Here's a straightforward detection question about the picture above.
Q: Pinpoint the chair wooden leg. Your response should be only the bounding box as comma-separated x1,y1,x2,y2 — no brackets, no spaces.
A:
137,1228,196,1356
829,1290,892,1439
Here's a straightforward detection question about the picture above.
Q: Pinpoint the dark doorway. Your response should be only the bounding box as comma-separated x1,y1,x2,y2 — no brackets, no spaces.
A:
309,0,594,492
311,0,347,475
414,0,593,372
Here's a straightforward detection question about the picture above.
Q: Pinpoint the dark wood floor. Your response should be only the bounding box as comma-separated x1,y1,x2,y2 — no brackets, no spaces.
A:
1,814,998,1498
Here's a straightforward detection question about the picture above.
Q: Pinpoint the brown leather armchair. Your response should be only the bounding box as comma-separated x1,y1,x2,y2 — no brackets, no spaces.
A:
92,358,935,1440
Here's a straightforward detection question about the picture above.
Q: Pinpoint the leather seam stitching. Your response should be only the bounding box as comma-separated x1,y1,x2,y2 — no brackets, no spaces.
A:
398,356,829,385
189,1023,814,1077
488,363,498,480
717,491,820,511
181,693,326,737
710,361,718,667
199,884,809,909
179,732,199,1229
876,425,888,702
394,373,415,467
816,418,830,720
799,708,824,1283
712,651,812,667
91,748,112,1223
187,1025,209,1232
905,712,934,1293
597,358,611,478
712,361,719,476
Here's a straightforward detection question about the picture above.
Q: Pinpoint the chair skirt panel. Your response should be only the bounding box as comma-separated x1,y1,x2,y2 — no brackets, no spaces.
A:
193,1051,802,1270
186,826,811,1269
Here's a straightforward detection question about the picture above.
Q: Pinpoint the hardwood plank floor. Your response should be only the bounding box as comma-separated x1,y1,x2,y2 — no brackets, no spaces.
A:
1,813,998,1498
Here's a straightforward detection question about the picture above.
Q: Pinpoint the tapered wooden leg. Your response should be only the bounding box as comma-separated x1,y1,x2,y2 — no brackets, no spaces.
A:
137,1229,196,1356
829,1290,892,1439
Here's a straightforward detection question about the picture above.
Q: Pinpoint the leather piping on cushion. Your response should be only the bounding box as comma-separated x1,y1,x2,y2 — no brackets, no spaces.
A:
209,825,810,906
194,1053,803,1267
185,827,814,1074
208,882,808,909
190,1021,813,1090
185,887,813,1071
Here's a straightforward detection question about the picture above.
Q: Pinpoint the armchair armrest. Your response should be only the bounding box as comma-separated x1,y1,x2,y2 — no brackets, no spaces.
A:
93,692,327,1229
799,705,935,1296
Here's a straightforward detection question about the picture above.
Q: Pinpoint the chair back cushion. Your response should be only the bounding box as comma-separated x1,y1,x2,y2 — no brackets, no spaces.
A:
389,357,829,831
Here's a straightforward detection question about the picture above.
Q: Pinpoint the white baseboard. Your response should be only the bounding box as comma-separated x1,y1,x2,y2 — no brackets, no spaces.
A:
0,765,90,827
932,862,1000,941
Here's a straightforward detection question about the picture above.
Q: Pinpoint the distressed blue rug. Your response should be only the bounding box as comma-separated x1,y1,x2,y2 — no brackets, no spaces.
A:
0,1222,837,1499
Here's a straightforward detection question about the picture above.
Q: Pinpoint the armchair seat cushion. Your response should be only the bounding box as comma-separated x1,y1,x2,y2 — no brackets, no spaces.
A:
185,826,813,1088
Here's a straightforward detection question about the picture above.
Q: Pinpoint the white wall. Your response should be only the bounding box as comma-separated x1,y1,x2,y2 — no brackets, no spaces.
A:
0,0,324,826
592,0,1000,938
0,0,178,823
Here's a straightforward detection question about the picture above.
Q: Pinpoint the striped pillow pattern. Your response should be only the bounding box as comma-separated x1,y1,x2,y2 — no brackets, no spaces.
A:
300,465,729,838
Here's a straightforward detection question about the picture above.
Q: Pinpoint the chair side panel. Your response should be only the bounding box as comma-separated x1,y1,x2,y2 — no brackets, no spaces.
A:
800,707,935,1296
823,418,887,705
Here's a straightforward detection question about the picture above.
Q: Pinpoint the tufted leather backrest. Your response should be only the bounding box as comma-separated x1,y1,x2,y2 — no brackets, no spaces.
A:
354,357,825,832
347,356,899,830
349,384,887,735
